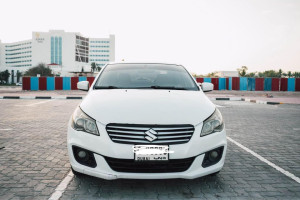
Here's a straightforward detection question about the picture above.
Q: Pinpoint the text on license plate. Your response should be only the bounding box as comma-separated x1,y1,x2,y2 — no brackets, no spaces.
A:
133,145,169,161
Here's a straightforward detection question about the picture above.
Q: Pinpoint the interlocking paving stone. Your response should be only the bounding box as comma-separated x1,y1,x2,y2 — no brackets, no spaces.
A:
0,99,300,199
0,100,80,200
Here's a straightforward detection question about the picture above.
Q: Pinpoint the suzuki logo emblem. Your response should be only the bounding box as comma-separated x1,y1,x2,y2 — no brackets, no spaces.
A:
145,129,158,142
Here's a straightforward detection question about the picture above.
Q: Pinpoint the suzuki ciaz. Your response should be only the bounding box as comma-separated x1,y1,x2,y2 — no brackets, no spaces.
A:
68,63,227,180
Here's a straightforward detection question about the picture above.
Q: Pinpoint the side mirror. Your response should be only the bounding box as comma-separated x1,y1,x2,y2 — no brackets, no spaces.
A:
77,81,89,91
200,82,214,92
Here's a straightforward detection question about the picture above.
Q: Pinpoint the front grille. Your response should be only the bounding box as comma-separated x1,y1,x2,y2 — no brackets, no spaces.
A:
105,156,195,173
106,124,194,145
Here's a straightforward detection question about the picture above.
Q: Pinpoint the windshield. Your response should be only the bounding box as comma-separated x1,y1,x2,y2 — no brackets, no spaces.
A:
94,64,199,91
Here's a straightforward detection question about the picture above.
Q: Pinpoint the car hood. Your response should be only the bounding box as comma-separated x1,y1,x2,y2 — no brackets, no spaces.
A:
80,89,215,125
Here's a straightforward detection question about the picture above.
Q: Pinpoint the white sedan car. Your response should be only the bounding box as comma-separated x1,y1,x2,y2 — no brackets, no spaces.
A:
68,63,226,180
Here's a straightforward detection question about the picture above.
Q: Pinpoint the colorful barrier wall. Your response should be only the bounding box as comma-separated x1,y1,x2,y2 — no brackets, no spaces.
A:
226,78,229,90
287,78,295,92
196,78,204,83
240,77,247,91
255,78,264,91
295,78,300,91
232,77,240,90
219,78,226,90
55,77,63,90
22,76,95,91
31,77,39,91
272,78,280,91
247,78,255,91
22,76,300,91
22,77,31,90
39,77,47,90
228,78,232,90
280,78,287,91
264,78,272,91
211,78,219,90
71,77,79,90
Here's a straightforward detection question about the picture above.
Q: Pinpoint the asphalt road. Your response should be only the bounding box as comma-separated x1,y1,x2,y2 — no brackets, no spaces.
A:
0,99,299,200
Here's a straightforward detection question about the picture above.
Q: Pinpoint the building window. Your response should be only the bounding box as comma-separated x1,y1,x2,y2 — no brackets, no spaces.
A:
51,36,62,65
75,35,89,63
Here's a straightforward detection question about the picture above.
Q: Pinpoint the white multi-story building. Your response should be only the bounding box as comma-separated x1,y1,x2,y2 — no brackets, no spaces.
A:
0,30,115,83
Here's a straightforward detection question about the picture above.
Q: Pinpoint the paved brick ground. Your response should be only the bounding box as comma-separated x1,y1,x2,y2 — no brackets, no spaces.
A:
0,99,80,200
0,99,299,200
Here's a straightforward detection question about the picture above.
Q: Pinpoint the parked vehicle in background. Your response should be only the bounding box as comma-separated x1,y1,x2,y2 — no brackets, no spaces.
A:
16,82,22,86
68,63,226,180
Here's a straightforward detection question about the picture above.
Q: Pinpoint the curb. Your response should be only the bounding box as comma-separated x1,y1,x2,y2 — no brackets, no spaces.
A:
210,97,283,105
0,96,83,100
241,98,283,105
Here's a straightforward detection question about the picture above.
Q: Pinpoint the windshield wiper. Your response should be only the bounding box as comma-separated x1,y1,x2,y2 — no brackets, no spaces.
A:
94,86,119,89
150,86,188,90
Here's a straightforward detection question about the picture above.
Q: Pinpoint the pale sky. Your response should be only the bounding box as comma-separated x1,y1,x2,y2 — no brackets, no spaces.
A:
0,0,299,74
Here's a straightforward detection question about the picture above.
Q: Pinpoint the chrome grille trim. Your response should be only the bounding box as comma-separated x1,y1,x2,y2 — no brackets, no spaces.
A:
106,123,194,145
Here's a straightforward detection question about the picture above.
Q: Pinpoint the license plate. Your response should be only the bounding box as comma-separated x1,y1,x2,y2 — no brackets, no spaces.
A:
133,145,169,161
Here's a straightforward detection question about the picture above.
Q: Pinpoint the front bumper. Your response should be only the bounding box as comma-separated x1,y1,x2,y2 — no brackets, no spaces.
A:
67,120,227,180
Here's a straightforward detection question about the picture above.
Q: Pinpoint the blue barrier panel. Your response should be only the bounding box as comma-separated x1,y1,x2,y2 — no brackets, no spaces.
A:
228,78,232,90
264,78,272,91
203,78,211,83
79,77,87,82
47,77,55,90
63,77,71,90
240,77,247,91
30,77,39,91
288,78,295,91
247,78,255,91
219,78,226,90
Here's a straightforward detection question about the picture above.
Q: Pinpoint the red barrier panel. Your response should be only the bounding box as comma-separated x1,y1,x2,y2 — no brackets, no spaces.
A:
232,77,240,90
196,78,204,83
296,78,300,91
55,77,63,90
71,77,79,90
255,78,264,91
87,77,95,87
22,77,31,90
39,77,47,90
271,78,279,91
280,78,287,91
211,78,219,90
226,78,229,90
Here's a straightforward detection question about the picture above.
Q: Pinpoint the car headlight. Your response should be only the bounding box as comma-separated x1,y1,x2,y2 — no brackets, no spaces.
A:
201,109,224,137
71,107,99,136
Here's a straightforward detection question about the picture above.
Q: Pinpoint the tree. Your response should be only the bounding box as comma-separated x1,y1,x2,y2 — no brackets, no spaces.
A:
16,71,22,83
23,63,53,76
245,72,256,77
278,69,283,78
0,70,11,83
96,66,102,72
206,72,218,77
287,71,292,78
258,70,278,77
91,62,96,72
237,66,248,77
293,72,300,78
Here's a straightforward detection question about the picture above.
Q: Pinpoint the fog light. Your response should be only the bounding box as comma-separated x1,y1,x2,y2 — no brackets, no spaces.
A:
209,151,219,161
72,146,97,168
202,146,224,168
78,150,87,158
